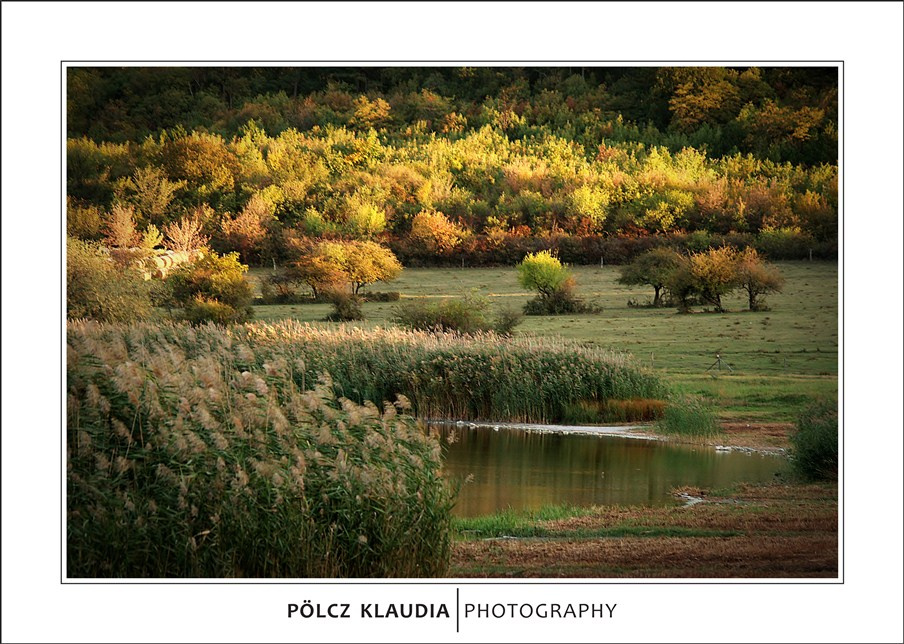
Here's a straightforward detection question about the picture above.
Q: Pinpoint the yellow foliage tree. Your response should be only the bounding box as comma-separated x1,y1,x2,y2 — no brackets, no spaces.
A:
408,210,465,254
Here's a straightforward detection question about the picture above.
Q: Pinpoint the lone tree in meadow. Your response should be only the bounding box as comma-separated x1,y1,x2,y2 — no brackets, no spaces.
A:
735,248,785,311
517,250,588,315
517,250,571,299
289,239,403,297
617,247,682,307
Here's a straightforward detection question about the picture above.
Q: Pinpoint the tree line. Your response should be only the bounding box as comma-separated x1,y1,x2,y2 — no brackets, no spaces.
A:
67,83,837,269
68,67,837,166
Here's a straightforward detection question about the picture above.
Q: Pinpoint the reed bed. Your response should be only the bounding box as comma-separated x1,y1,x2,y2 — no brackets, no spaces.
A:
656,395,722,438
67,320,666,576
236,320,668,423
67,321,455,577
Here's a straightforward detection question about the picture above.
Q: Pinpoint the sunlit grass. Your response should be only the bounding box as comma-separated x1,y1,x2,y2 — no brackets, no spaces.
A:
248,261,837,422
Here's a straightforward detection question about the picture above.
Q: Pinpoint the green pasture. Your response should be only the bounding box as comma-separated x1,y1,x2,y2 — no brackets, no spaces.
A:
247,261,838,422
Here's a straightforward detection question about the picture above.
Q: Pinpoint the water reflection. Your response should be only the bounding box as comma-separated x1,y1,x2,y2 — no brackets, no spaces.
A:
437,425,788,517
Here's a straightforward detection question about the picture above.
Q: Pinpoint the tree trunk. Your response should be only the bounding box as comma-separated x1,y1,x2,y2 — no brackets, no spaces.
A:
653,286,662,307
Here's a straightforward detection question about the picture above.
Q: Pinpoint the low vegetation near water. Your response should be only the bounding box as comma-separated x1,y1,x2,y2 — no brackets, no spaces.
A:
66,320,671,576
790,397,838,480
657,395,722,438
67,321,455,577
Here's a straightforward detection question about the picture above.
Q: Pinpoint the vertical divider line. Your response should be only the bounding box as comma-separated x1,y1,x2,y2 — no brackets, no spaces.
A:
456,587,460,633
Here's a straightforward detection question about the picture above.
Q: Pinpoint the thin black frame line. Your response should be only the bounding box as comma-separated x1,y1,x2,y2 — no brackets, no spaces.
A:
840,61,845,585
60,60,66,587
60,60,844,586
63,59,844,64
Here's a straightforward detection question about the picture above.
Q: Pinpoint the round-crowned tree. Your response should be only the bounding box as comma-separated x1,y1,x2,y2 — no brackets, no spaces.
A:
617,247,682,307
517,250,588,315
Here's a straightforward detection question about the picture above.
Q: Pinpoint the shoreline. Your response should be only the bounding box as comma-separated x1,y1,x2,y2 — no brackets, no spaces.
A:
428,419,792,455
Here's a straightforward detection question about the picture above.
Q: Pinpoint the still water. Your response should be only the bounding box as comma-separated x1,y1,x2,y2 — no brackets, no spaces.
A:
437,424,788,517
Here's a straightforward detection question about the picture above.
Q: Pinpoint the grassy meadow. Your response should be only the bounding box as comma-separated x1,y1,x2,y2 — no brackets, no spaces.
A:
249,261,838,423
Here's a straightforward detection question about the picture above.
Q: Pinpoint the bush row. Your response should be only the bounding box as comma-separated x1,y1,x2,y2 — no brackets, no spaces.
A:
390,230,837,268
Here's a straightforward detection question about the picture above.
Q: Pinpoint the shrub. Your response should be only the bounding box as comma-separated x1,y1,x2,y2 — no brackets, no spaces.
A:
790,398,838,481
522,280,592,315
392,293,523,335
66,237,152,323
183,296,244,325
168,251,254,324
261,268,307,304
361,291,401,303
67,324,455,577
657,396,721,438
325,291,364,321
754,226,813,260
492,306,524,336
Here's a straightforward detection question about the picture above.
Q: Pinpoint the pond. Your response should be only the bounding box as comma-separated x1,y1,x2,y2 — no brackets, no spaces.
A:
436,423,789,517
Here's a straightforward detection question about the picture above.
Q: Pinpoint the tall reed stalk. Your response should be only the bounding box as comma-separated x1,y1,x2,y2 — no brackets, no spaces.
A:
67,321,455,577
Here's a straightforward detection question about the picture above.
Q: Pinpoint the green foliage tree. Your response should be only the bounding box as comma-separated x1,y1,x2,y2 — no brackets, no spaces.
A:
667,69,742,132
665,255,698,313
618,247,682,307
341,195,387,238
140,224,164,251
66,237,151,322
167,251,254,324
517,251,589,315
351,95,392,129
517,250,571,299
66,197,104,240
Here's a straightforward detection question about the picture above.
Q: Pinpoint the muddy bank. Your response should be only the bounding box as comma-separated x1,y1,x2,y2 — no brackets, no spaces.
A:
451,482,838,578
